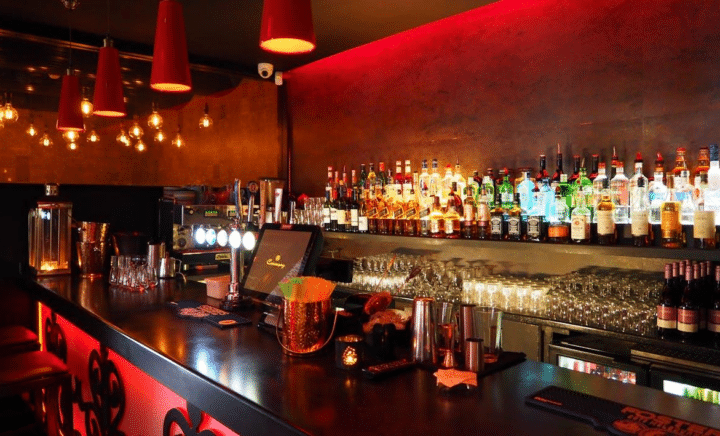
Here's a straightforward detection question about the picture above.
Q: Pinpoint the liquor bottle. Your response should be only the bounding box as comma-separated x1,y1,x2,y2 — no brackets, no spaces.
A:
539,178,555,218
674,170,695,225
465,175,479,202
592,162,608,223
454,159,466,201
499,172,514,209
588,154,600,181
442,164,454,206
672,147,689,178
575,166,593,215
476,187,490,240
610,146,619,179
516,169,535,215
495,167,510,187
657,264,678,338
322,185,333,231
693,187,716,249
429,159,441,199
706,144,720,225
709,266,720,341
404,182,419,237
358,164,368,190
357,189,368,234
648,157,668,225
548,187,569,243
348,188,359,233
610,161,630,224
418,159,430,196
392,182,405,236
403,160,413,200
329,185,340,232
375,185,389,235
429,196,444,239
418,190,431,237
462,182,476,239
660,189,683,248
678,264,700,342
507,193,523,241
367,184,378,234
526,182,546,242
351,169,357,191
570,190,591,244
551,144,564,190
367,163,377,188
630,178,651,247
336,186,347,232
694,146,710,187
568,155,581,183
558,173,573,211
596,179,617,245
489,192,506,241
628,153,648,210
443,182,462,239
536,155,549,182
377,162,387,188
394,161,404,193
482,169,496,208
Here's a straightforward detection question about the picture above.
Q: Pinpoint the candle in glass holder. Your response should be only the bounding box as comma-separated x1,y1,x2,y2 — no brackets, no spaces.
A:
335,335,364,370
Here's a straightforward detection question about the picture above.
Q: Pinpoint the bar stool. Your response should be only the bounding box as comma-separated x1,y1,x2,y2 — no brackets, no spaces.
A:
0,325,40,355
0,351,72,436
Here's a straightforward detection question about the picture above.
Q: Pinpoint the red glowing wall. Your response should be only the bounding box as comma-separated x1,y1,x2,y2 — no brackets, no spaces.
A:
287,0,720,195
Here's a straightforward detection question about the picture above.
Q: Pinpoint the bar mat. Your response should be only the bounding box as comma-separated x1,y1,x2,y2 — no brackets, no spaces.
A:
479,351,525,378
168,300,251,329
526,385,720,435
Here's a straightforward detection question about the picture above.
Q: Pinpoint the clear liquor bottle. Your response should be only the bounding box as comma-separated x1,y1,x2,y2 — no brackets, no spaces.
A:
610,160,630,224
628,152,648,211
482,169,496,208
539,177,555,218
674,170,695,225
548,187,569,243
516,169,534,215
596,179,617,245
418,159,430,197
429,196,444,239
454,159,466,201
570,190,591,244
648,160,668,225
592,162,608,223
429,159,441,199
693,182,716,249
630,177,650,247
526,182,546,242
506,193,523,241
657,264,677,338
441,164,454,207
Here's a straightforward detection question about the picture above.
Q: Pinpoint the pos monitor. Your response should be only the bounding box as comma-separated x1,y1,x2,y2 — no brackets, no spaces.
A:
240,223,324,306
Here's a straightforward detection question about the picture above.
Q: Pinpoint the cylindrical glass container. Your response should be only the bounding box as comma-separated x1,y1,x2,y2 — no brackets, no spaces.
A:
28,184,72,276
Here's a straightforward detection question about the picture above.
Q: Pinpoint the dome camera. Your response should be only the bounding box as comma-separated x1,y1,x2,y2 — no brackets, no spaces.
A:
258,63,274,79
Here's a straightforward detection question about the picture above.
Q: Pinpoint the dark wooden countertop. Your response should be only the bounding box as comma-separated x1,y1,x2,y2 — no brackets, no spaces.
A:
17,274,720,436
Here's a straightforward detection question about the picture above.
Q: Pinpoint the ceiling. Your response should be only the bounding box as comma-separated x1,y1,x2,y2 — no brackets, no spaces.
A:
0,0,494,114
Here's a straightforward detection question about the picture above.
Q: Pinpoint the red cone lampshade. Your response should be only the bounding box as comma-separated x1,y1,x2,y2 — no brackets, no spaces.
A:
56,71,85,132
260,0,316,54
151,0,192,92
93,38,126,117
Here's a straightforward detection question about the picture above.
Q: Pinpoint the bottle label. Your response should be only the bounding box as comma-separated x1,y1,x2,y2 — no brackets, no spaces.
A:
393,206,405,219
358,216,368,232
631,210,649,236
490,216,503,235
477,205,490,221
656,305,677,329
406,207,419,219
548,224,568,238
378,208,390,218
596,210,615,235
501,192,513,205
677,308,699,333
661,208,681,238
330,208,338,222
336,209,346,225
708,310,720,333
693,210,716,239
430,219,441,234
351,210,359,226
323,208,331,224
507,216,521,236
571,215,590,240
527,216,542,238
463,204,474,221
444,219,455,235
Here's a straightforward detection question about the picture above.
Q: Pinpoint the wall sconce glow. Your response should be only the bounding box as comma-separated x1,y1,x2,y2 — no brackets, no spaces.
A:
116,129,131,146
148,104,163,129
199,103,213,128
129,121,144,139
242,232,256,251
135,139,147,152
40,132,53,147
26,123,38,137
154,130,166,142
80,96,93,117
63,130,80,142
87,130,100,143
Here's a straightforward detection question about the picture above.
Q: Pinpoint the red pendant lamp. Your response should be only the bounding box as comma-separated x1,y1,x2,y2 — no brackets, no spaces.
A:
260,0,316,54
151,0,192,92
57,69,84,132
93,38,126,117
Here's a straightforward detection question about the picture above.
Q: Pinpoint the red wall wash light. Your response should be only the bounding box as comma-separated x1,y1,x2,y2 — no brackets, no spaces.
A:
151,0,192,93
260,0,316,54
56,70,85,132
93,38,126,117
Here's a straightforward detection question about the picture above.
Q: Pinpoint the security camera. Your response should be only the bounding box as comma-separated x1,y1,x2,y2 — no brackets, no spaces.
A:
258,63,274,79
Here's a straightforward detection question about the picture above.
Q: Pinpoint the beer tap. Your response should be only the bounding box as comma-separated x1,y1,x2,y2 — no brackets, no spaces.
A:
221,179,251,311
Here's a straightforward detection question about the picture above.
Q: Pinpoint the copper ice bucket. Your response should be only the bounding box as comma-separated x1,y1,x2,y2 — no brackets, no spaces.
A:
278,298,337,355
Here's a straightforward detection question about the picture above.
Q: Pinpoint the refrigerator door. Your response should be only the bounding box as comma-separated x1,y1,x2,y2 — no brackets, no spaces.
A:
549,343,649,385
650,364,720,405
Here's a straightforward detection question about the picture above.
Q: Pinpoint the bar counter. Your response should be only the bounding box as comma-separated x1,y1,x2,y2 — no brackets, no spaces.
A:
17,274,720,436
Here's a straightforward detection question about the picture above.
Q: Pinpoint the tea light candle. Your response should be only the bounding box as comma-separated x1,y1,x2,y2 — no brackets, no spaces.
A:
335,335,364,370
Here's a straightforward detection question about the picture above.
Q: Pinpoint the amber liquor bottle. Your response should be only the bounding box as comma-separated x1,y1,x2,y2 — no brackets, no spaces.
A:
657,264,677,338
462,184,476,239
443,183,462,239
596,179,617,245
677,265,700,342
477,187,491,240
506,193,523,241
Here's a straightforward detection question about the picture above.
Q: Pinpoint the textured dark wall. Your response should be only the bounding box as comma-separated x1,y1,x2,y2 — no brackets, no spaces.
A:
287,0,720,196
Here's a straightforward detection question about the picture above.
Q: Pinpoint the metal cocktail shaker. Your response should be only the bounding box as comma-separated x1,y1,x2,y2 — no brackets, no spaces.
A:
411,297,437,365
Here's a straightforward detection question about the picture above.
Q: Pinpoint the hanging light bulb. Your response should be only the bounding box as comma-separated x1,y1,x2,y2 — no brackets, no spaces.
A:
87,130,100,143
63,130,80,142
67,141,79,151
154,130,166,142
150,0,192,92
40,130,53,147
80,87,93,117
135,139,146,152
259,0,316,54
147,103,163,129
116,128,131,146
129,119,144,139
172,129,184,148
26,123,38,137
3,94,19,123
198,103,213,129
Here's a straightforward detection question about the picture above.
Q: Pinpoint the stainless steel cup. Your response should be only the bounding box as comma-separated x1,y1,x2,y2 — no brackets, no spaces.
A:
411,297,437,365
147,242,166,274
159,256,182,279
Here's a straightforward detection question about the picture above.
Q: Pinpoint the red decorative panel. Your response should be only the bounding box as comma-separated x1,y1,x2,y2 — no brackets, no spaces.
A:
39,304,239,436
287,0,720,196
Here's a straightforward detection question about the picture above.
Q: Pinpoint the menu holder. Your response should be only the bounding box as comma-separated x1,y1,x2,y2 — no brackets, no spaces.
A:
526,385,720,435
169,300,251,329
